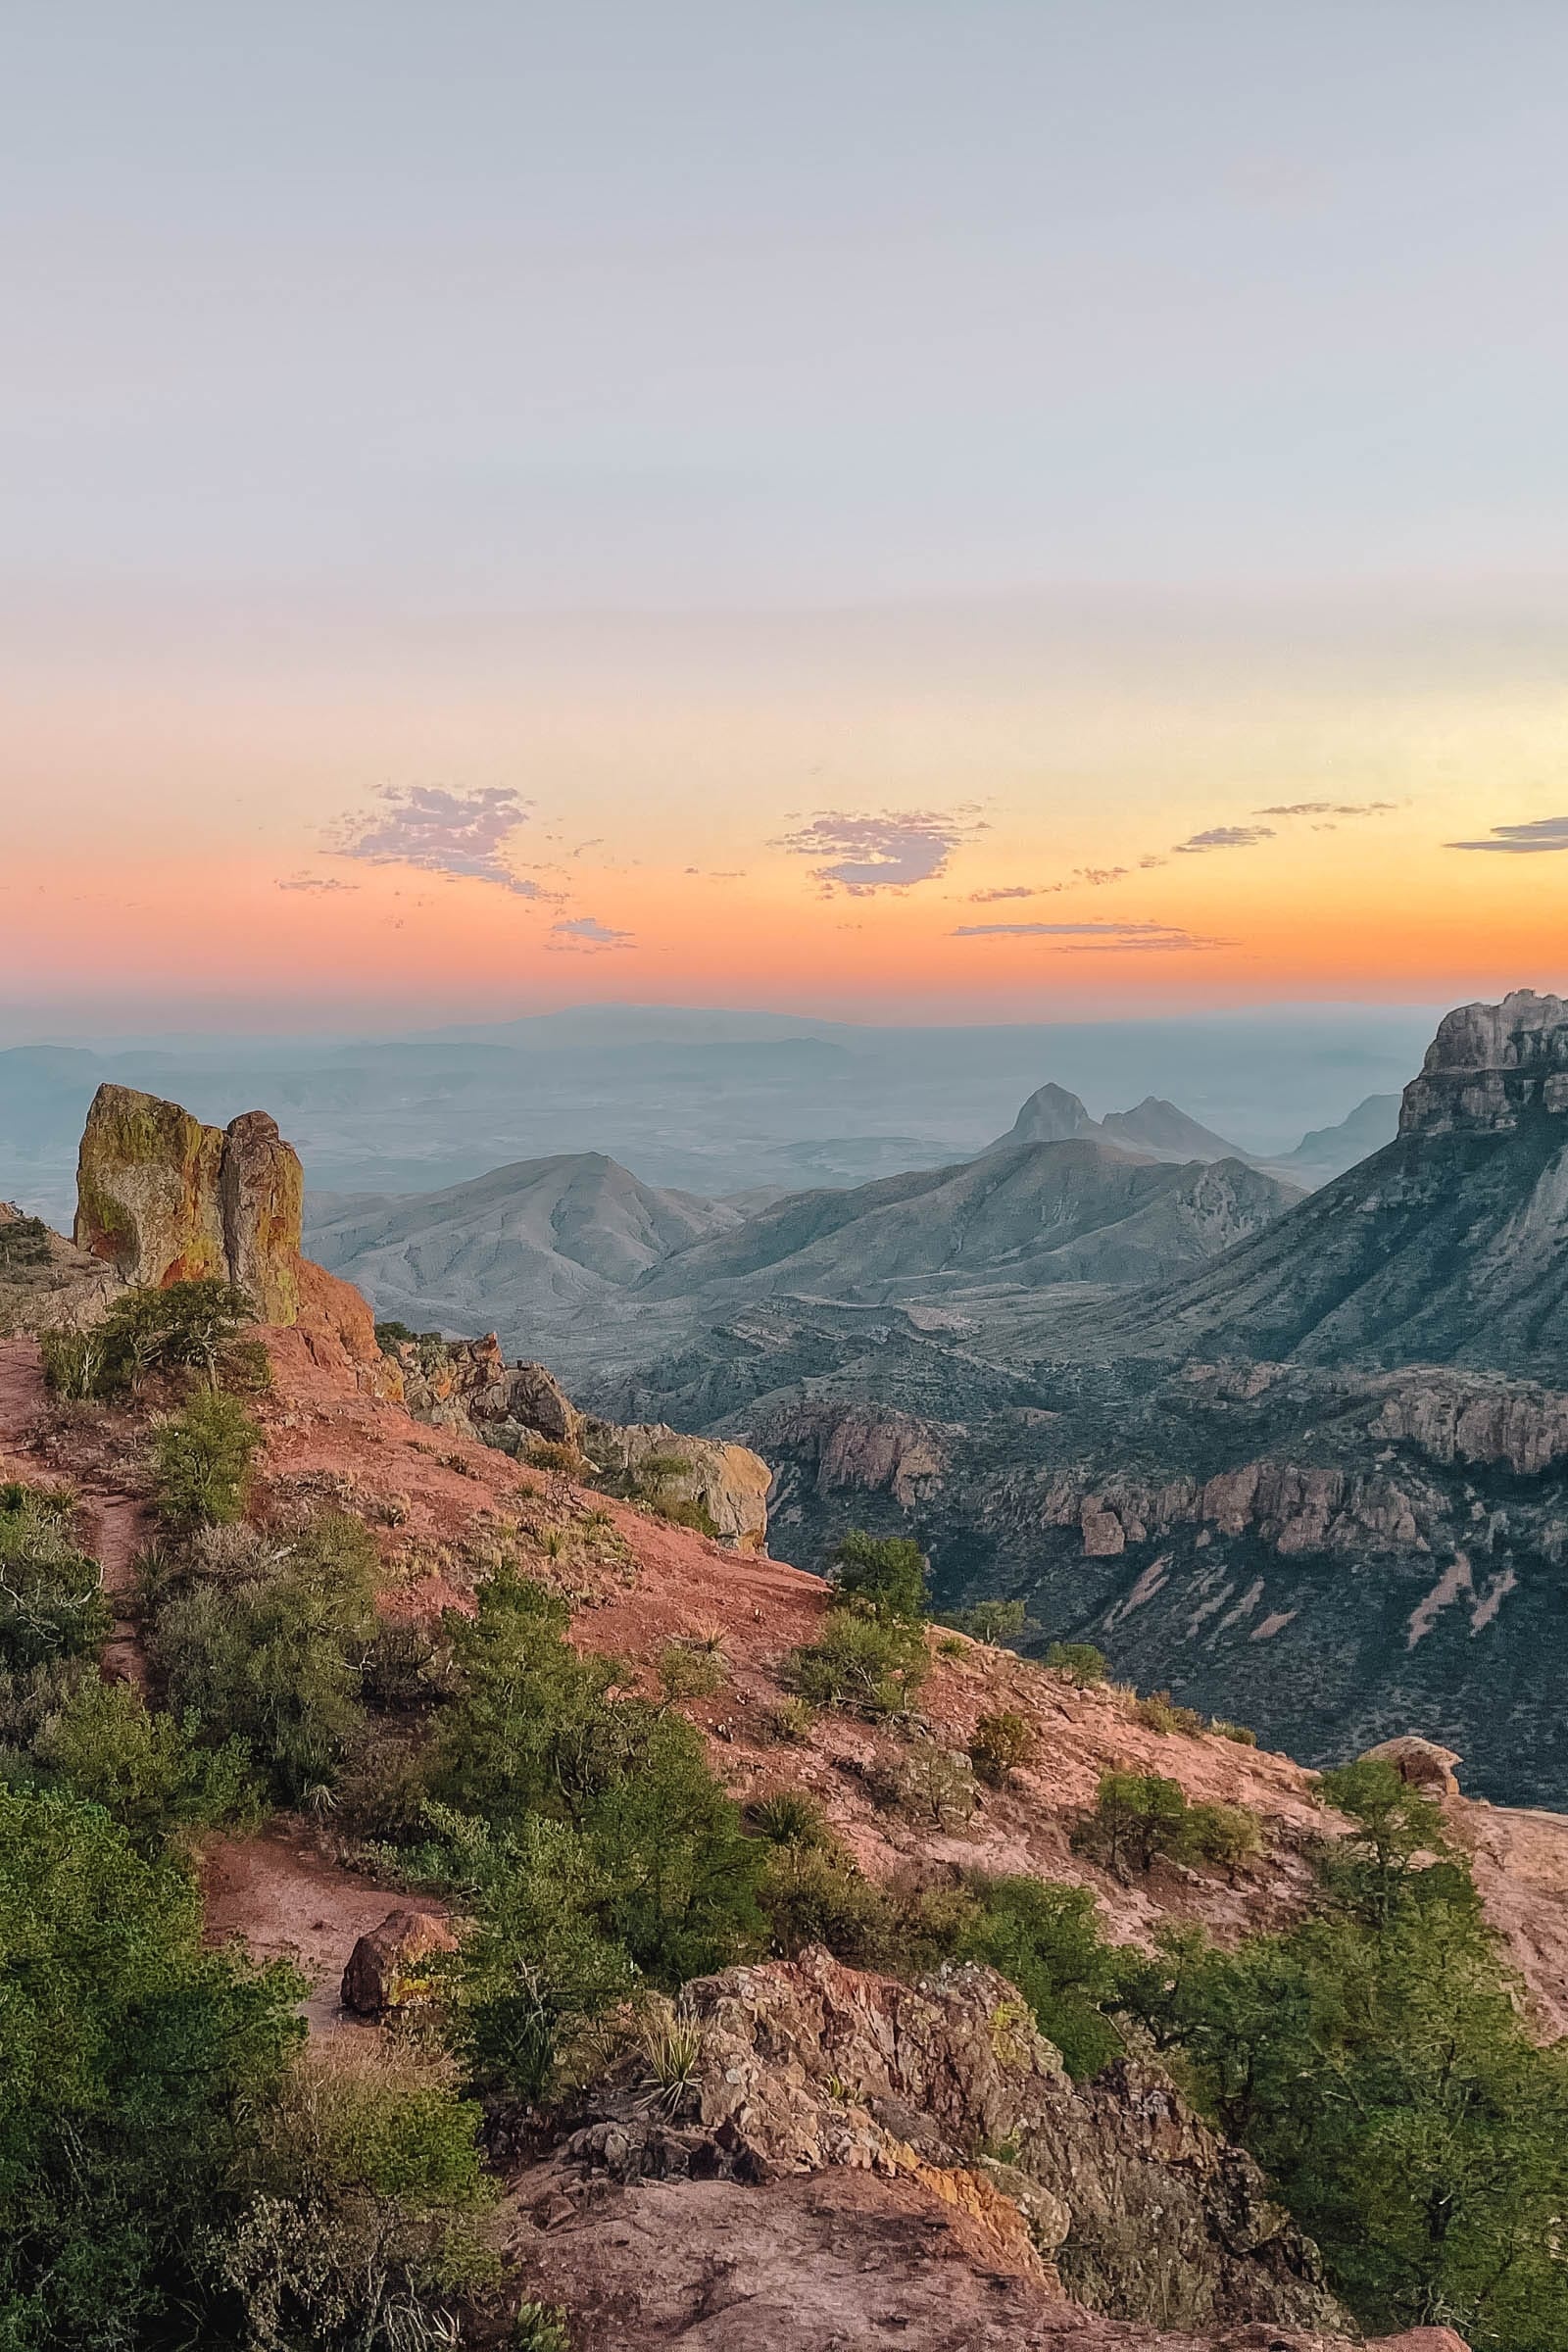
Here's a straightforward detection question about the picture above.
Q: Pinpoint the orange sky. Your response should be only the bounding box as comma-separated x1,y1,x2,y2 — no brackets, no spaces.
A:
5,589,1567,1030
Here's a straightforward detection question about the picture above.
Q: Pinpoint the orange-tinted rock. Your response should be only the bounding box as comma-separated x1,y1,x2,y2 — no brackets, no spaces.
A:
1362,1735,1463,1796
340,1906,456,2014
73,1084,307,1322
220,1109,303,1323
74,1085,227,1286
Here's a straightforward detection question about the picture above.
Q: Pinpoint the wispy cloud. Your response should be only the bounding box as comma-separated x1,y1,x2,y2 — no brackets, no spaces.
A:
776,807,984,894
1254,800,1397,818
1172,824,1275,855
1446,814,1568,855
335,785,541,895
546,915,635,953
276,873,357,894
954,919,1219,953
968,882,1063,904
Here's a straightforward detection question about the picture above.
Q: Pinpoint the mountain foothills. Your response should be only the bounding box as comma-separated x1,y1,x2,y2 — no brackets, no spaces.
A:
0,1068,1556,2348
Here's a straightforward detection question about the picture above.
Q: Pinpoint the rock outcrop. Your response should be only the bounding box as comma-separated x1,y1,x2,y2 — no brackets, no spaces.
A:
74,1084,304,1320
1400,989,1568,1137
385,1330,771,1549
516,1948,1347,2339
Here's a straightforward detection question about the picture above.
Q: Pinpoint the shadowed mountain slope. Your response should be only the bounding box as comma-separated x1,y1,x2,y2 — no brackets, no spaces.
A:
635,1139,1300,1307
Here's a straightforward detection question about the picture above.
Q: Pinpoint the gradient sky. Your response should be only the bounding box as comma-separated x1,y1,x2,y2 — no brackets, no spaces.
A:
5,3,1568,1032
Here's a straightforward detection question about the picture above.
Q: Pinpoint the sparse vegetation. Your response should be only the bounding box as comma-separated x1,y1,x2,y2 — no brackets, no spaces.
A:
1134,1688,1206,1737
827,1529,929,1622
784,1606,928,1718
0,1214,51,1268
657,1639,725,1701
153,1389,263,1529
0,1482,111,1669
42,1279,259,1400
1044,1641,1107,1688
967,1707,1033,1788
936,1597,1033,1644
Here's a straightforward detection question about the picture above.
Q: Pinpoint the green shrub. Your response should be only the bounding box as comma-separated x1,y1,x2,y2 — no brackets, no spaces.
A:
785,1606,928,1717
828,1530,929,1622
151,1513,378,1804
45,1280,259,1400
39,1326,111,1400
215,2034,493,2351
758,1837,901,1967
746,1788,831,1847
513,2303,572,2352
767,1695,814,1742
1182,1798,1263,1881
1044,1642,1107,1688
1209,1718,1258,1746
1073,1770,1193,1879
28,1676,262,1851
0,1212,50,1267
936,1598,1032,1644
957,1876,1127,2081
1134,1689,1205,1737
881,1739,978,1830
658,1640,724,1701
154,1390,263,1529
968,1708,1033,1788
0,1483,112,1668
0,1786,304,2346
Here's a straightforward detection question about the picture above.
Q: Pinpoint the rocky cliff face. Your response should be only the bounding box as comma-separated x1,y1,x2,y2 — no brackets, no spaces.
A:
1400,989,1568,1136
74,1084,304,1320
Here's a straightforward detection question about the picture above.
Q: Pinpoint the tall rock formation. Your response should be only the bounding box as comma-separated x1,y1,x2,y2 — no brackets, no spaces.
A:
1399,988,1568,1136
74,1084,304,1322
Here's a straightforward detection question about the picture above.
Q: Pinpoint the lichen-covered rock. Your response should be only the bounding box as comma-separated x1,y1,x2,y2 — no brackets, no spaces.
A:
220,1110,303,1324
538,1948,1346,2339
583,1418,771,1550
74,1085,228,1286
340,1906,456,2014
72,1084,306,1321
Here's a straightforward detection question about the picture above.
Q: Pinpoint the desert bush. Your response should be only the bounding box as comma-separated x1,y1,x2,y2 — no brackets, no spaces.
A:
757,1837,901,1967
657,1640,725,1701
0,1481,112,1668
746,1788,831,1847
1044,1641,1107,1688
1134,1689,1205,1737
151,1511,378,1803
828,1529,929,1622
0,1785,303,2347
29,1675,262,1850
0,1212,50,1267
881,1739,978,1830
1209,1718,1258,1745
1182,1798,1264,1881
936,1597,1032,1644
39,1326,110,1399
785,1606,928,1718
214,2034,493,2352
636,2008,706,2115
154,1389,263,1528
767,1695,814,1742
968,1708,1033,1788
1073,1769,1193,1879
958,1876,1128,2080
513,2304,572,2352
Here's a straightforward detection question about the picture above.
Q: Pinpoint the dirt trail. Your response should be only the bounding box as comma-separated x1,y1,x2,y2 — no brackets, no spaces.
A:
0,1336,398,2032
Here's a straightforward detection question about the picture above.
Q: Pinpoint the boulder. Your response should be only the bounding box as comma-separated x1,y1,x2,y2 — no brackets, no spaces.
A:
1361,1735,1463,1796
74,1084,306,1320
583,1418,772,1550
340,1906,456,2015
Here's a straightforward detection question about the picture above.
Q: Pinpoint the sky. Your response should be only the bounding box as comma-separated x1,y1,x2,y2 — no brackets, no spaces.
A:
4,2,1568,1034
